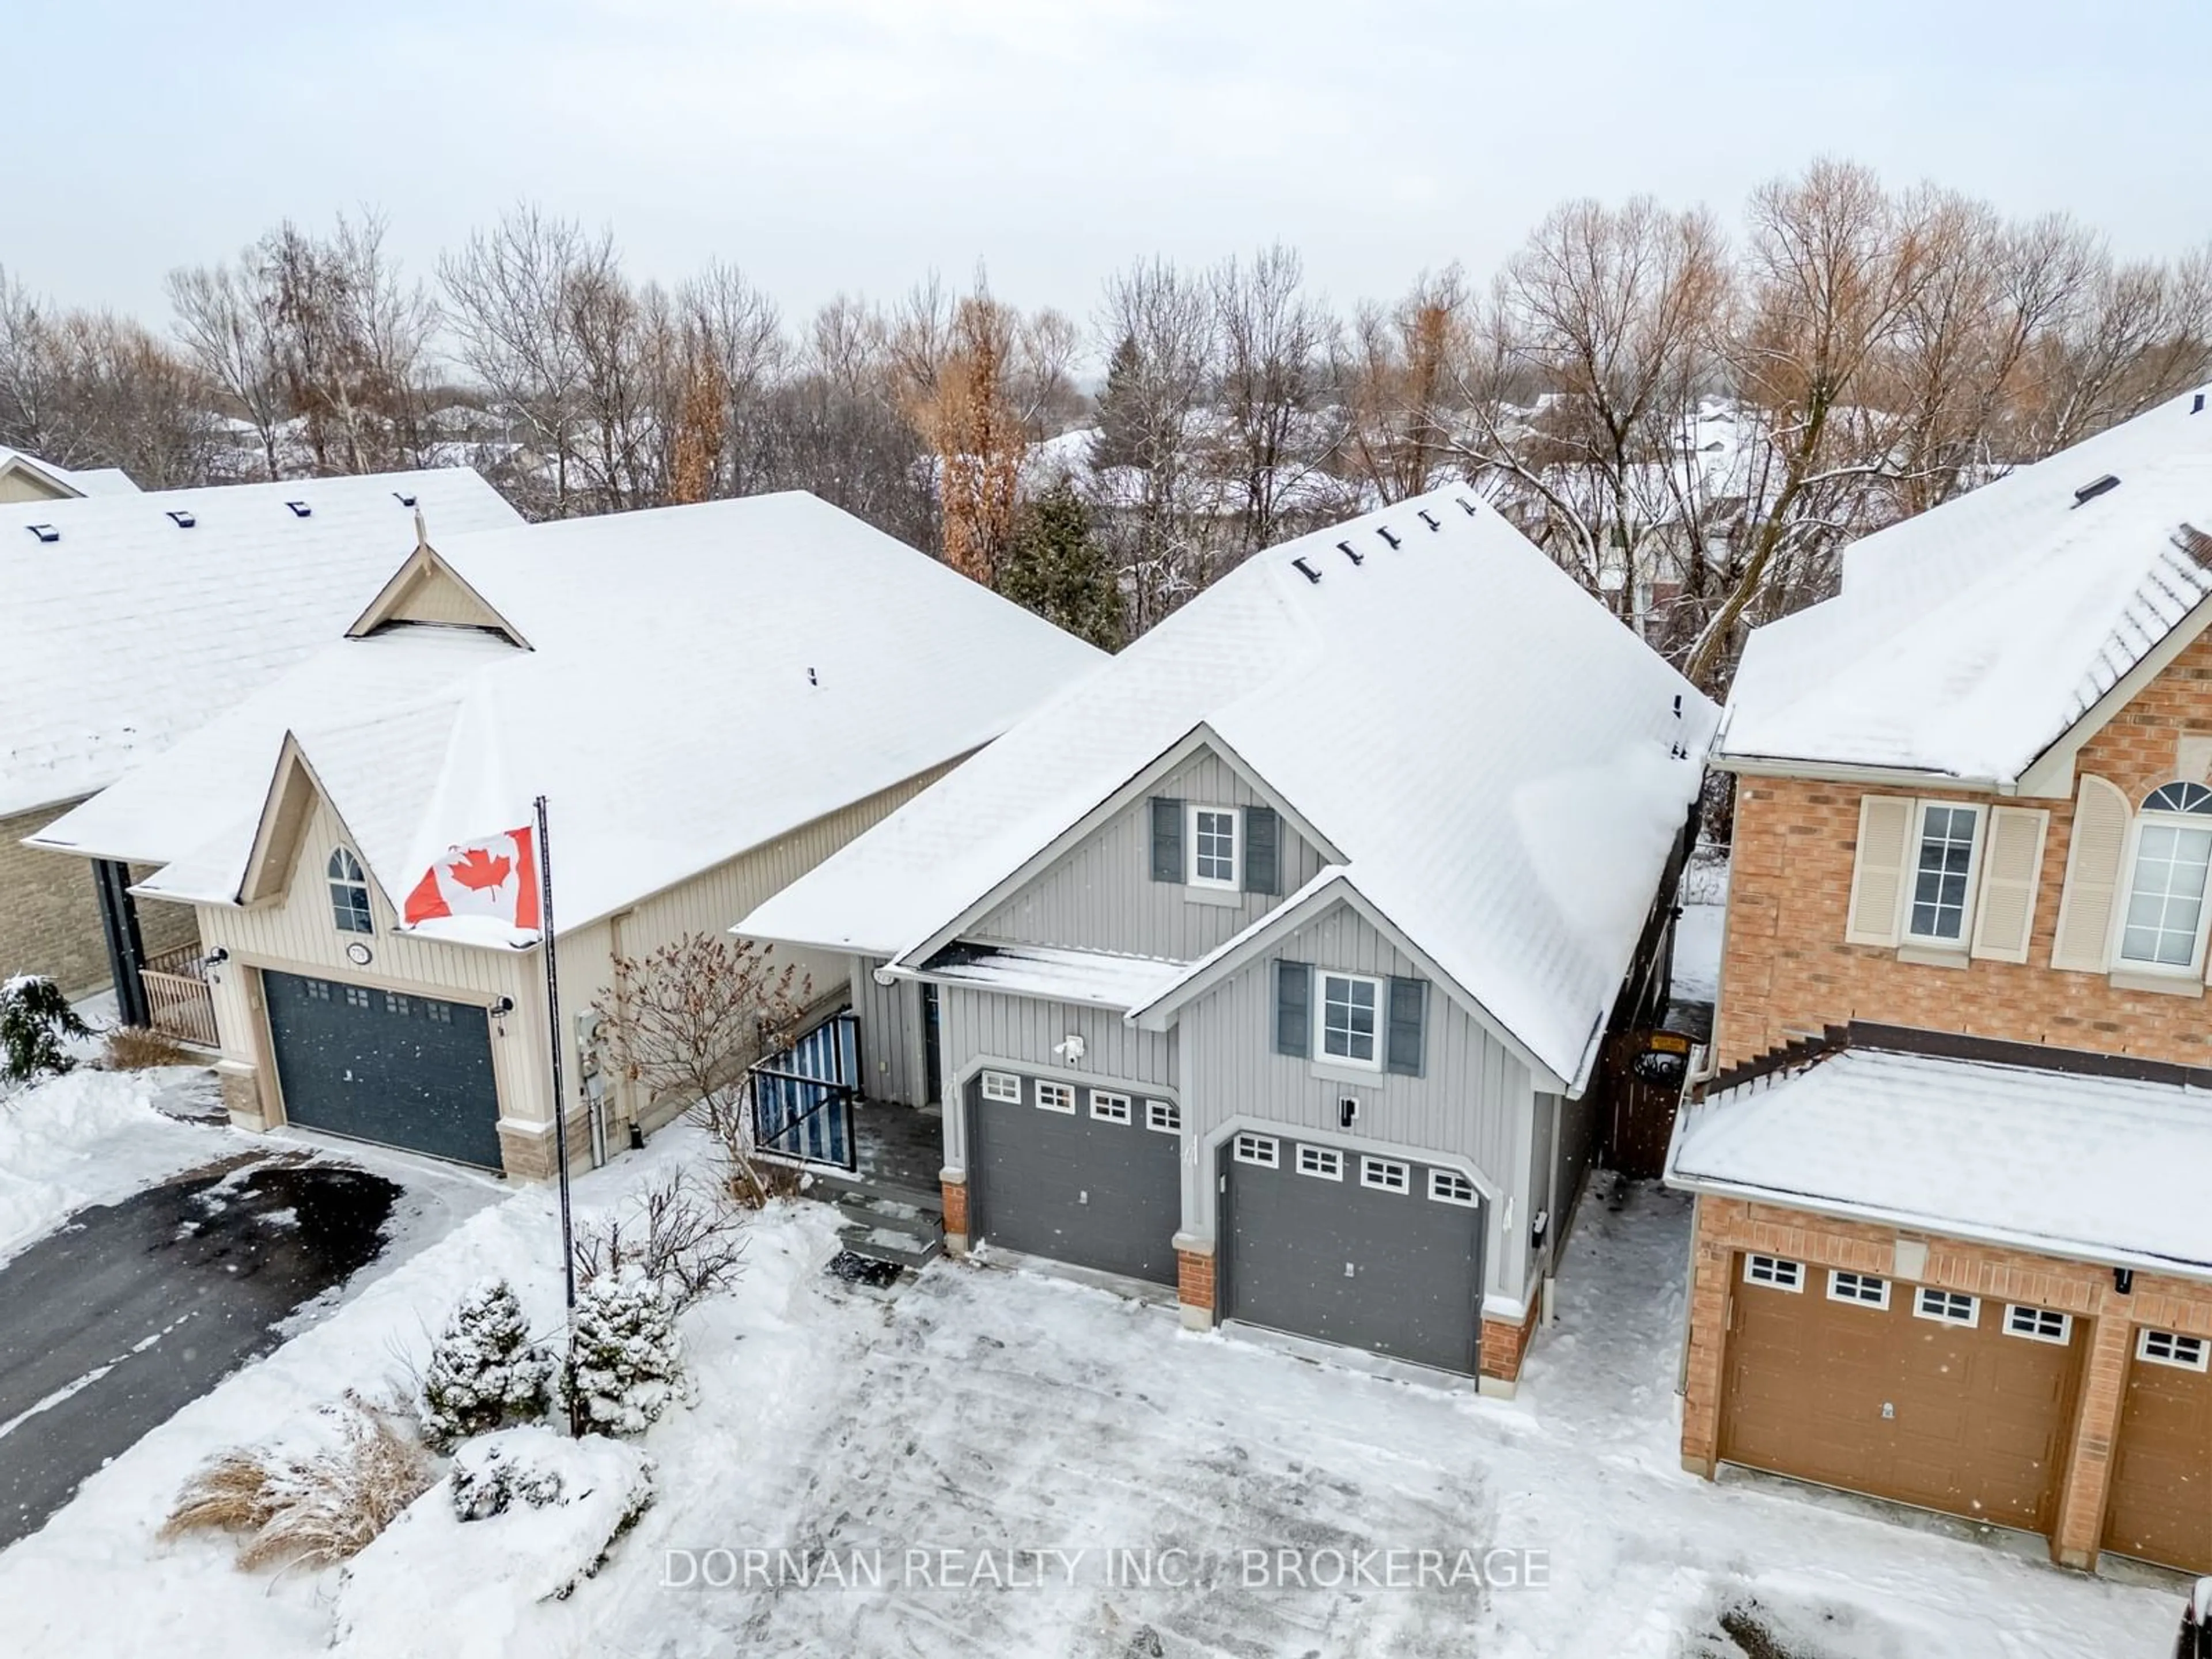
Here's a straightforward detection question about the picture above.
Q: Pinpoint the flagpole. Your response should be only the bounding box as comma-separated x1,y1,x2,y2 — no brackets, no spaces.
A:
535,793,579,1434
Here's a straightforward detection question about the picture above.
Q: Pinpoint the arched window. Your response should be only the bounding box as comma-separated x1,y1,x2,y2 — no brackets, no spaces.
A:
327,848,373,935
2119,782,2212,969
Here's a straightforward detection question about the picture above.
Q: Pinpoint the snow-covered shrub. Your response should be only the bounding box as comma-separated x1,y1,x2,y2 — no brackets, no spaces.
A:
1,975,90,1084
449,1432,568,1520
573,1168,748,1312
420,1279,553,1448
561,1267,685,1435
332,1430,656,1654
162,1395,433,1569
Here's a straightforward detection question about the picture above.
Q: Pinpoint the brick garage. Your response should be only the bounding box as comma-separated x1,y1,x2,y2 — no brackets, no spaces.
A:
1683,1194,2212,1573
0,798,198,999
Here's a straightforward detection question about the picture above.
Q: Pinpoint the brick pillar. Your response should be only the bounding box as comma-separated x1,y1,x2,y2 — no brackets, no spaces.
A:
2051,1306,2133,1569
1679,1199,1735,1476
1479,1298,1542,1393
941,1176,969,1256
1176,1247,1215,1331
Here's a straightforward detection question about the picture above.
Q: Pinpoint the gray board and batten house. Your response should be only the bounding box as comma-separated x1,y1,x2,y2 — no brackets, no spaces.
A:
741,486,1719,1392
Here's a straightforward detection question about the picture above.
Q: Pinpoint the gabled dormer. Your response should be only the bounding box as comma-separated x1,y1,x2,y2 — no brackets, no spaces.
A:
344,540,531,646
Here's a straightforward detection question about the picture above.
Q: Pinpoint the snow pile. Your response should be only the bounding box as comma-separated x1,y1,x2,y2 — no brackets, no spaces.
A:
331,1428,654,1657
0,1065,232,1265
1672,848,1730,1005
421,1279,552,1448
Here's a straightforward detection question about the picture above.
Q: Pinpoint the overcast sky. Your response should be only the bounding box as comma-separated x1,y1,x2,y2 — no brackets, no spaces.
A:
12,0,2209,332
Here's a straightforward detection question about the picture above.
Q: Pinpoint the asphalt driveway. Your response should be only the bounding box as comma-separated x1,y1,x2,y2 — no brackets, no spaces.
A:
0,1153,401,1546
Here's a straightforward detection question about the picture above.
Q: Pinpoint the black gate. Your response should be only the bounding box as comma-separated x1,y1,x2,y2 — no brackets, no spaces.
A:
749,1011,857,1169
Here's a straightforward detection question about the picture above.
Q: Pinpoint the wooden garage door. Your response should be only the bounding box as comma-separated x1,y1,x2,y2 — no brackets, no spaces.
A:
2103,1328,2212,1573
1719,1255,2082,1534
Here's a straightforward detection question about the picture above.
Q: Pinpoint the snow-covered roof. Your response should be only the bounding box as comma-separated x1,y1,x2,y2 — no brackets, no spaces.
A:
1720,386,2212,782
0,446,142,500
0,469,522,816
35,491,1105,939
917,942,1191,1012
1668,1044,2212,1279
742,487,1718,1088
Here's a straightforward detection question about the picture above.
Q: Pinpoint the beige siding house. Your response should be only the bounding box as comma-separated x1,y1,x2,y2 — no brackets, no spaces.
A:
36,491,1101,1180
2,468,523,1012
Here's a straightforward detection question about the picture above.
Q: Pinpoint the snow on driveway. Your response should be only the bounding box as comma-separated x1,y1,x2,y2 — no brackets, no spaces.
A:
0,1131,2179,1657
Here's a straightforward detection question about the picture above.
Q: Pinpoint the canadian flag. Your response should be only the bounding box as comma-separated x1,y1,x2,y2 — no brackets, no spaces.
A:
402,826,541,931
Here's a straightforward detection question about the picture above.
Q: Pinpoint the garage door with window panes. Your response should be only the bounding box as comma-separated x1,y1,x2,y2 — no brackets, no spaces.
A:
1219,1130,1485,1376
1719,1254,2085,1533
2103,1327,2212,1573
966,1069,1181,1285
263,971,505,1170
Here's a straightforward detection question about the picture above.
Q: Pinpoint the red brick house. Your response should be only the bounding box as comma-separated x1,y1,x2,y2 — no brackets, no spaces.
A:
1666,385,2212,1576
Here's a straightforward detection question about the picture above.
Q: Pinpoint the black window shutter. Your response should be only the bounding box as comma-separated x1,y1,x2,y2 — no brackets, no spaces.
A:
1274,960,1312,1057
1243,805,1279,896
1150,797,1184,883
1386,976,1427,1076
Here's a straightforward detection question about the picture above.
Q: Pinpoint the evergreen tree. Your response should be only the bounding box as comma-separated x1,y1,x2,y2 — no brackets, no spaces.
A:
421,1279,553,1447
562,1268,685,1437
1087,332,1147,474
0,975,89,1083
999,480,1124,651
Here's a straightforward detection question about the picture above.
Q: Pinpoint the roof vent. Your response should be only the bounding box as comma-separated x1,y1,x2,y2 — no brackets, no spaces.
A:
166,509,195,529
25,522,57,544
1336,539,1363,566
393,490,418,508
285,499,312,518
1289,556,1321,585
2195,393,2206,414
2073,474,2121,507
1376,526,1400,550
1456,495,1479,517
1418,509,1441,532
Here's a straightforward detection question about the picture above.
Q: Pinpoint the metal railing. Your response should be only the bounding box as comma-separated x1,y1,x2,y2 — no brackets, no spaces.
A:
141,944,217,1048
748,1010,858,1171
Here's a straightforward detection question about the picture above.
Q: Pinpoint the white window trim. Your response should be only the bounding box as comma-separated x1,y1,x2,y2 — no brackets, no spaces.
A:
1143,1099,1180,1134
1902,800,1987,949
1914,1287,1980,1327
2003,1305,2073,1345
1359,1156,1409,1193
2110,806,2212,980
1186,802,1241,891
980,1070,1022,1104
1233,1131,1279,1168
1088,1090,1131,1124
1744,1254,1804,1292
1035,1080,1076,1115
1316,969,1387,1072
1427,1169,1478,1207
2138,1328,2210,1371
1827,1269,1890,1309
1296,1144,1344,1181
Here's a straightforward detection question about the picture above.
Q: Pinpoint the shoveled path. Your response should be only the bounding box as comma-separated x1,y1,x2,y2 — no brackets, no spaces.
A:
0,1153,400,1546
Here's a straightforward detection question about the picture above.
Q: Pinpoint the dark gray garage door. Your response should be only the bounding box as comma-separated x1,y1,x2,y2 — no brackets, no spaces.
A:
968,1071,1181,1285
1221,1133,1484,1375
264,972,503,1170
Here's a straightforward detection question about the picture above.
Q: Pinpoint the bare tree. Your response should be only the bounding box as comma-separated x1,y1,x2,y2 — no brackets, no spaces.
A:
1338,266,1471,504
1684,160,1938,687
589,934,811,1202
166,259,287,480
1211,244,1344,556
894,274,1035,587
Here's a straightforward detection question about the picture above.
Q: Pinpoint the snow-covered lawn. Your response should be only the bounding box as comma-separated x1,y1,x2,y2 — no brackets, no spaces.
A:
0,1065,237,1267
0,1129,2179,1657
1674,846,1730,1006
